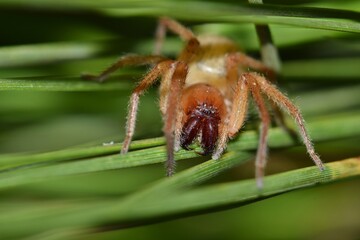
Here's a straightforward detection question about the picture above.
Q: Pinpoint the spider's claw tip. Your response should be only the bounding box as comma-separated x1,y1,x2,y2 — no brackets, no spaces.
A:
211,151,221,160
166,170,174,177
319,164,326,172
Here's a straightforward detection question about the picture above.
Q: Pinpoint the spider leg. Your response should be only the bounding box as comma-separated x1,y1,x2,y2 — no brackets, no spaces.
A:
269,101,300,142
213,79,249,160
121,60,175,154
227,52,275,80
154,17,197,55
212,56,249,160
163,62,188,176
246,72,325,171
155,20,200,158
228,52,299,143
82,55,167,82
169,35,200,152
158,62,183,152
245,73,271,188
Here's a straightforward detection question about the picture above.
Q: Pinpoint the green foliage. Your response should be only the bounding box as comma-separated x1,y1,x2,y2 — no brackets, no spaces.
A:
0,0,359,239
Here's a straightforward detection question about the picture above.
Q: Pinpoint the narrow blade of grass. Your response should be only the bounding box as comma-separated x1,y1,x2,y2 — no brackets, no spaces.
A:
0,78,132,91
0,112,359,189
0,157,358,238
0,1,359,33
0,42,103,68
0,137,165,171
113,157,360,224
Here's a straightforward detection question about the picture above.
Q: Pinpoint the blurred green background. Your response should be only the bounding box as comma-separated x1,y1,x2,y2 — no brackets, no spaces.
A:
0,0,359,239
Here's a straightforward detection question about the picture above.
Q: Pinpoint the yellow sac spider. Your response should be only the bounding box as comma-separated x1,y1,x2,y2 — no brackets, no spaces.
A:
83,17,325,187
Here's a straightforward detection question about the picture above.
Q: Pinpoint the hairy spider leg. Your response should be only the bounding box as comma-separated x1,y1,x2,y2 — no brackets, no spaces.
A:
84,17,199,176
82,55,167,82
154,17,197,55
153,17,201,158
246,74,271,188
119,59,188,178
121,60,175,155
212,56,249,160
269,100,300,142
213,52,272,159
245,73,325,171
226,53,298,143
163,62,188,176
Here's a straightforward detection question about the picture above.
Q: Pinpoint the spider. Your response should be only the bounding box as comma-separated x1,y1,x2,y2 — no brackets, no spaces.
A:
83,17,325,187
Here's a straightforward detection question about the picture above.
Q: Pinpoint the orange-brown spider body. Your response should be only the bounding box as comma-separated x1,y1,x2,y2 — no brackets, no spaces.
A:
83,17,325,188
177,36,236,155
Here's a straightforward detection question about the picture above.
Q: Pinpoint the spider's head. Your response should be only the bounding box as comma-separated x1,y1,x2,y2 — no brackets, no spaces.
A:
179,83,226,156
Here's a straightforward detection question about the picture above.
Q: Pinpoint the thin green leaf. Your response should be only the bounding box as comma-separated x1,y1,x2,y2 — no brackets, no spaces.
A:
116,157,360,223
0,137,165,171
0,78,132,91
0,112,359,189
0,42,103,68
0,157,358,238
0,1,359,32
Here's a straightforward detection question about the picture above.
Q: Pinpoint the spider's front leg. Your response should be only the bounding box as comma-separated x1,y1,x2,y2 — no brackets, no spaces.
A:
212,67,271,188
155,17,202,152
161,62,188,176
212,55,250,160
120,59,188,177
121,60,175,154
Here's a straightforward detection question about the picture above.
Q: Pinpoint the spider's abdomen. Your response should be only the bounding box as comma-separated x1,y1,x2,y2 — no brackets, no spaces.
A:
180,83,226,155
186,35,239,95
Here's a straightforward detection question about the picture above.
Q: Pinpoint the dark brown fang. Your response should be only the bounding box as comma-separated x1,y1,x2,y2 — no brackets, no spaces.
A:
180,103,220,155
180,116,201,150
200,118,218,155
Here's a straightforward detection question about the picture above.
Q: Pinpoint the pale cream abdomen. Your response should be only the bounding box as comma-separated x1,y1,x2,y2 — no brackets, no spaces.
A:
184,35,239,96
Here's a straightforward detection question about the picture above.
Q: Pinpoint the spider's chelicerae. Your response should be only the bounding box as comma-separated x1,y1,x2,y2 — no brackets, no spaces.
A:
84,17,325,187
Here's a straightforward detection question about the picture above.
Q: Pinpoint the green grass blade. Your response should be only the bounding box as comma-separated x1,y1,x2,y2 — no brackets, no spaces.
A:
0,42,103,68
0,137,165,171
0,1,359,33
0,111,359,189
0,78,133,91
103,3,360,33
0,157,358,238
109,157,360,224
117,157,360,222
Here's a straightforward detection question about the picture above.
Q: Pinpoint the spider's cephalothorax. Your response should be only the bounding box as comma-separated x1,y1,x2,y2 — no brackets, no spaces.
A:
180,83,226,155
83,17,325,187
